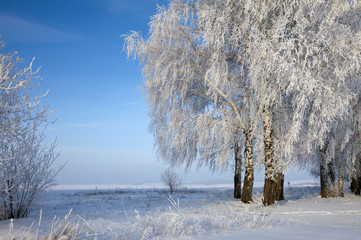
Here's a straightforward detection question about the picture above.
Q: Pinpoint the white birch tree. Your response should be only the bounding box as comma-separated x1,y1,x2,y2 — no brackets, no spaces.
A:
249,0,361,156
238,0,361,204
124,0,257,203
125,0,361,206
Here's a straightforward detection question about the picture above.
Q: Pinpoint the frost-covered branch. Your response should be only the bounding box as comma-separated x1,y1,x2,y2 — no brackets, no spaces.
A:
0,42,62,219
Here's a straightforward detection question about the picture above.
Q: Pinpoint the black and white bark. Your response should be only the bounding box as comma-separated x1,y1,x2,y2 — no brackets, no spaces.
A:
241,131,254,203
234,137,242,199
262,108,276,206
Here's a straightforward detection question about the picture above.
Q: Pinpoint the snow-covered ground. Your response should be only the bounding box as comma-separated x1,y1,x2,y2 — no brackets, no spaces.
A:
1,181,360,239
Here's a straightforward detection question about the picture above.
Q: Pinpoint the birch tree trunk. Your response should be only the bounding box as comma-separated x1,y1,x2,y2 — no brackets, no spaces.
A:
358,109,361,196
358,155,361,196
262,108,275,206
234,138,242,199
338,164,344,197
320,149,328,198
7,180,14,219
336,144,344,197
327,160,336,197
353,168,360,196
275,172,285,201
241,132,254,203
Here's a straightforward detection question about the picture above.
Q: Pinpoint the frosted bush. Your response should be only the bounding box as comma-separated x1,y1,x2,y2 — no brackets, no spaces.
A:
121,197,278,239
7,210,97,240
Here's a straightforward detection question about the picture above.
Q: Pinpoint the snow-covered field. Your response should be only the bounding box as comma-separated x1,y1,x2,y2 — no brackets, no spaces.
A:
1,181,361,239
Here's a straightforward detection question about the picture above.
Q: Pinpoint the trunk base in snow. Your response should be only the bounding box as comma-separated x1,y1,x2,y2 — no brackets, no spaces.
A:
241,167,254,203
275,173,285,201
263,178,275,206
234,173,241,199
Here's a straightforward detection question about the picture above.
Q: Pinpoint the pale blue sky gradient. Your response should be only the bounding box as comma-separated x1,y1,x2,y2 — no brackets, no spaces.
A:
0,0,310,185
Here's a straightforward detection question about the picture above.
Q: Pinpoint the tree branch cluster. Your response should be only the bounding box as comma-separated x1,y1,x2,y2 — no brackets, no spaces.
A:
125,0,361,205
0,42,62,220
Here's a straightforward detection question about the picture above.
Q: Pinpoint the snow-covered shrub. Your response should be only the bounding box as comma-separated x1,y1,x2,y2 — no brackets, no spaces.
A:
41,210,96,240
121,196,278,239
161,168,182,195
0,133,61,220
7,210,97,240
0,43,62,220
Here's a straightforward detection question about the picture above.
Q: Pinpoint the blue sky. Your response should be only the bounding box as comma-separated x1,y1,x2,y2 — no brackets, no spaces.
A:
0,0,309,185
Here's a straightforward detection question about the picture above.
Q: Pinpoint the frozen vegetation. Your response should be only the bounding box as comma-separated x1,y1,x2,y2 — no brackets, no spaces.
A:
0,0,360,239
125,0,361,206
1,182,361,239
